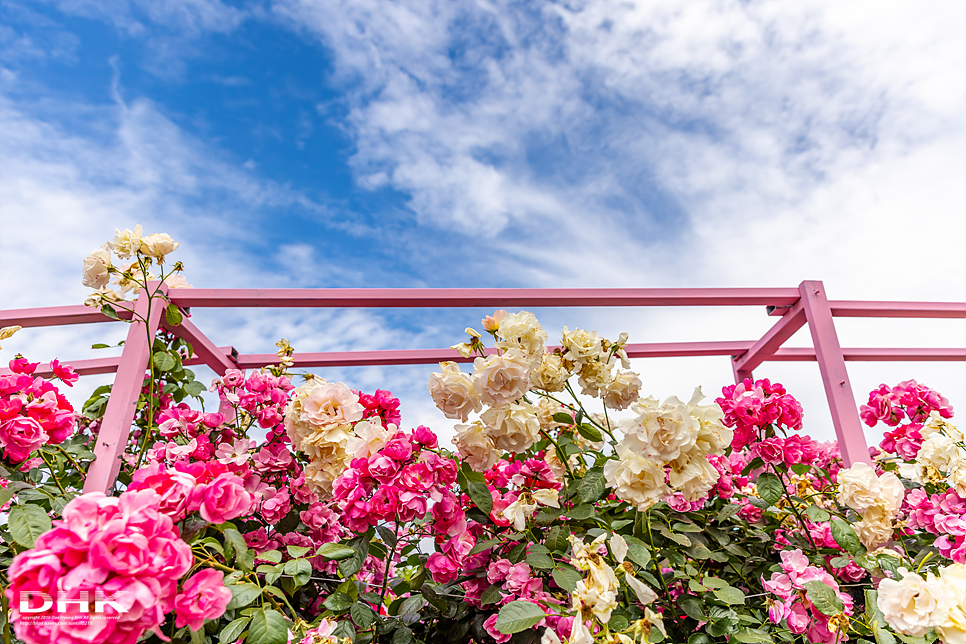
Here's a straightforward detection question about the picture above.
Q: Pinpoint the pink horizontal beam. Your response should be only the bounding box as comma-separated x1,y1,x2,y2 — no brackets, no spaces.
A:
168,287,803,309
767,300,966,318
0,304,133,328
0,347,237,378
770,347,966,362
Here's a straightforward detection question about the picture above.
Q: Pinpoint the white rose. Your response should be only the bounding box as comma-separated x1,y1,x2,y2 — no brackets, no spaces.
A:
530,352,570,392
668,448,720,500
481,401,540,453
919,434,965,473
877,470,906,516
495,310,547,358
939,564,966,644
836,462,882,513
453,421,499,471
603,444,668,510
877,568,953,637
82,246,112,289
107,225,144,258
577,359,613,397
140,232,179,258
536,397,568,430
619,395,697,463
688,388,733,456
345,418,393,459
573,580,618,623
472,348,530,407
561,325,603,364
299,381,365,429
854,507,894,550
949,462,966,497
427,361,482,421
923,411,964,442
602,369,642,411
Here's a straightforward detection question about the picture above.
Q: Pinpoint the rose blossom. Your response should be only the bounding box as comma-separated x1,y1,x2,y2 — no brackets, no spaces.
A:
190,472,254,523
427,362,482,421
174,569,232,631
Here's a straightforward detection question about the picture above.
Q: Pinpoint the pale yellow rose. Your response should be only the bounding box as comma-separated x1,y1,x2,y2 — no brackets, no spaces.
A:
140,232,179,258
877,568,953,637
619,395,697,462
453,421,499,472
427,361,482,421
108,225,144,258
481,401,540,453
495,310,547,358
472,348,530,407
560,325,603,364
603,444,668,510
530,352,570,392
82,246,113,289
602,369,642,411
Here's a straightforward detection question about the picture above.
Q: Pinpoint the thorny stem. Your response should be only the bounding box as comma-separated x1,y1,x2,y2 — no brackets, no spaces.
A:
380,520,402,608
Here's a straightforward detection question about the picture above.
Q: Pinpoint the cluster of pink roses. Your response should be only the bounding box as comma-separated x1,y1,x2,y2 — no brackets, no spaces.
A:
861,379,953,428
716,378,804,449
333,426,456,532
763,549,854,643
213,368,294,429
357,388,402,427
903,488,966,563
127,460,254,523
482,558,569,643
0,357,77,462
6,489,229,644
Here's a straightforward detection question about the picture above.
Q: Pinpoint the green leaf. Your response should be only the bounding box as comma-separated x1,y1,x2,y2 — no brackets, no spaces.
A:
713,586,746,605
469,538,501,555
350,602,376,629
91,343,111,349
286,545,311,559
865,590,897,644
552,412,574,424
316,543,356,561
577,466,606,503
100,304,120,321
392,626,413,644
219,616,251,644
223,528,249,565
551,566,581,593
283,558,312,587
790,462,812,476
480,584,504,607
495,600,547,635
731,630,774,643
226,583,262,610
804,505,831,522
678,595,706,621
804,580,845,616
672,522,702,532
568,504,595,521
545,526,569,552
756,472,784,506
466,478,493,516
333,621,356,640
324,591,353,613
248,608,289,644
339,535,370,577
576,423,602,443
165,303,183,326
152,351,176,372
716,504,741,523
624,536,652,569
7,504,52,548
525,552,554,569
375,525,397,549
830,518,865,556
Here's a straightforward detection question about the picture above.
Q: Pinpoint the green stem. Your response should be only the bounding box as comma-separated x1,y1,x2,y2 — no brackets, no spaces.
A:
769,463,828,568
643,509,678,624
53,444,83,473
0,580,11,644
380,520,402,607
37,452,66,494
540,430,575,479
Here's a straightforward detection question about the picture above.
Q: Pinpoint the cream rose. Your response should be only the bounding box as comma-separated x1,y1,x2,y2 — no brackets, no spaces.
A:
300,381,365,428
939,564,966,644
668,447,720,501
877,568,953,637
427,361,482,421
140,232,179,258
561,325,603,364
453,421,499,471
480,401,540,453
108,225,144,258
602,369,642,411
472,348,530,407
837,462,885,513
603,444,668,510
619,395,697,463
577,359,613,397
82,246,113,289
530,352,570,393
854,507,895,550
495,310,547,358
919,434,965,473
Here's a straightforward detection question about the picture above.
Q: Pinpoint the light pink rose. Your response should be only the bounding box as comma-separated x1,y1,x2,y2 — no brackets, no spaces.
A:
191,472,254,524
174,569,232,631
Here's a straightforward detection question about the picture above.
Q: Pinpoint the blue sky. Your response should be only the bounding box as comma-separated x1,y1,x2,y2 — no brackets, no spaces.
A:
2,0,964,442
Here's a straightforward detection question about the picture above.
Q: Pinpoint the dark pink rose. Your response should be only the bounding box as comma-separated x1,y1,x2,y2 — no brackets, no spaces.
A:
191,473,254,524
0,416,47,462
174,569,232,631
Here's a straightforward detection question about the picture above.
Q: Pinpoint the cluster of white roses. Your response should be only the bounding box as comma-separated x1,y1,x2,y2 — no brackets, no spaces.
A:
603,388,733,509
836,462,906,550
428,311,643,472
899,412,966,495
555,534,662,644
877,563,966,643
81,225,189,306
284,377,385,497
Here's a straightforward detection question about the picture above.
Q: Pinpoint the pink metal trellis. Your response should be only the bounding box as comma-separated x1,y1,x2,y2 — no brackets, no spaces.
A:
1,280,963,494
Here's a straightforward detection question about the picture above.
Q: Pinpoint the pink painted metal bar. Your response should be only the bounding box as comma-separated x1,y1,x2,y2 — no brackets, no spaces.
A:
168,287,803,308
766,300,966,318
83,286,168,495
163,315,238,376
799,281,872,466
0,304,133,327
770,347,966,362
732,299,807,381
0,347,237,378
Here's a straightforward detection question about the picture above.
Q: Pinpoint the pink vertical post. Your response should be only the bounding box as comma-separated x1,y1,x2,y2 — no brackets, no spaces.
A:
799,280,871,466
83,285,168,494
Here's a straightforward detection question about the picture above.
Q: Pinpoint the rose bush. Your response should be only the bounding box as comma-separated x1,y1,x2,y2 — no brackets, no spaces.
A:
0,226,962,644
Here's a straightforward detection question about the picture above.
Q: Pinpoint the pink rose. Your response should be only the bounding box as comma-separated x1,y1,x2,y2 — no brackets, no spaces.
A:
427,552,459,584
484,614,512,643
752,437,784,465
191,473,254,524
412,425,438,449
0,416,48,462
175,569,232,631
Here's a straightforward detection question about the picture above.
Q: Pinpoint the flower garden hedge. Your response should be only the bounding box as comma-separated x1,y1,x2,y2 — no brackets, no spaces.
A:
0,228,962,644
